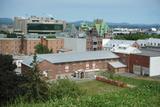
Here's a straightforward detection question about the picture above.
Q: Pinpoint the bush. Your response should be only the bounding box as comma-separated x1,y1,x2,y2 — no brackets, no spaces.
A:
49,79,85,99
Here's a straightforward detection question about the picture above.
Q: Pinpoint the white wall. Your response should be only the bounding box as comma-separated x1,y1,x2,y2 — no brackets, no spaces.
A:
63,38,87,52
150,57,160,76
102,39,110,48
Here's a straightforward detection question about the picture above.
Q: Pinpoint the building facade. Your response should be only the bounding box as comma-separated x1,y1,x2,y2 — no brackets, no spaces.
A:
14,16,66,34
0,38,21,55
112,46,160,76
0,37,64,55
102,39,140,51
22,51,127,80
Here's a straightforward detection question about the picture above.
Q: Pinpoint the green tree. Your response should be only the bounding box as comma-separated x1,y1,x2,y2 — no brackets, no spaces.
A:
0,54,25,105
34,44,52,54
46,35,56,38
22,54,49,101
114,33,160,40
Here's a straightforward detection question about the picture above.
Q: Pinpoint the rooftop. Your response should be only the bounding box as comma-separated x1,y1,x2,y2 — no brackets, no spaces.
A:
104,39,136,48
135,49,160,57
111,45,141,54
108,61,127,68
22,51,119,66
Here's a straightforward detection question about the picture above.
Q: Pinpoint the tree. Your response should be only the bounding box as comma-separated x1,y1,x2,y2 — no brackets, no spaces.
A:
0,54,23,104
34,44,52,54
22,54,49,101
46,35,56,38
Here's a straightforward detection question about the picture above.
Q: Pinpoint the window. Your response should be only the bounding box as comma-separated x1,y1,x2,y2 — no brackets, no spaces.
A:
42,70,48,77
92,63,96,69
65,65,69,72
93,42,97,45
86,63,89,69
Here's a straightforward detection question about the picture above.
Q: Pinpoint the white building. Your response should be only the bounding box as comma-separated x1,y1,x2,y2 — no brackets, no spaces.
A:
137,38,160,47
102,39,139,51
111,44,141,54
59,37,87,52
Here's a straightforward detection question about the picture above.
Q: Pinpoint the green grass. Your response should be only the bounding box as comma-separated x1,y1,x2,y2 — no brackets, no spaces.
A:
78,80,124,95
9,76,160,107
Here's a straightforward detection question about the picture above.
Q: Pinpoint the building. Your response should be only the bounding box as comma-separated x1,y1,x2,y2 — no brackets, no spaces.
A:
61,37,87,52
21,51,127,80
0,37,64,55
137,38,160,48
86,19,109,51
129,49,160,76
111,45,160,76
0,38,21,55
13,16,66,34
102,39,140,51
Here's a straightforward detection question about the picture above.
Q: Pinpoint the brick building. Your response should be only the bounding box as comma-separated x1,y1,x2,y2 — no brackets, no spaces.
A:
112,45,160,76
0,37,64,55
22,51,127,80
0,38,21,55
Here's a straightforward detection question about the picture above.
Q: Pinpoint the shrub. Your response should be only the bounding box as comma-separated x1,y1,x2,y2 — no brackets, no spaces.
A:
49,79,85,99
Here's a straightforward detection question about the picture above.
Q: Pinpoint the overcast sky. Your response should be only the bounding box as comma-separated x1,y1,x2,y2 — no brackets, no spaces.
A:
0,0,160,24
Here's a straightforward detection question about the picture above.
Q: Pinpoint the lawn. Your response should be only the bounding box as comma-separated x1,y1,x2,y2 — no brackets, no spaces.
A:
9,76,160,107
78,80,124,95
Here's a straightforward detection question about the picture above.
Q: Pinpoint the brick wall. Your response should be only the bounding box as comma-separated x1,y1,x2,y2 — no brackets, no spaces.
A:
0,39,21,55
0,38,64,55
115,52,150,73
114,53,130,72
129,54,150,72
22,58,119,80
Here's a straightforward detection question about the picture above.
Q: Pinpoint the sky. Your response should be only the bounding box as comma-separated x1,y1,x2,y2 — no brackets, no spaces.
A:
0,0,160,24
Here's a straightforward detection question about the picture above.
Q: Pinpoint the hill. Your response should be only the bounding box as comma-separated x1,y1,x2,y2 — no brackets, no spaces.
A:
70,20,160,29
0,18,13,25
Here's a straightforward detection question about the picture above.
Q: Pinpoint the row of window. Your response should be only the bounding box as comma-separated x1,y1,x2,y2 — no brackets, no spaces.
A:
58,63,97,73
140,43,160,46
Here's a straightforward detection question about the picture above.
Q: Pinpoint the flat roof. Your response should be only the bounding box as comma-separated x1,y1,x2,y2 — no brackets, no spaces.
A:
22,51,119,66
135,49,160,57
108,61,127,68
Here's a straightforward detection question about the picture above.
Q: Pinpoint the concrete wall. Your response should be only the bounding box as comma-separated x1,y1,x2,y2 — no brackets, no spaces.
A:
63,38,86,52
150,57,160,76
102,39,110,48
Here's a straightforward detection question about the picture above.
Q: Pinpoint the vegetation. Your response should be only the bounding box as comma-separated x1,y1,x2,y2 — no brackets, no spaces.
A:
21,54,49,101
0,30,21,38
49,79,85,99
78,80,123,95
1,56,159,107
9,76,160,107
0,54,27,106
46,35,56,39
34,44,52,54
0,54,84,106
114,33,160,40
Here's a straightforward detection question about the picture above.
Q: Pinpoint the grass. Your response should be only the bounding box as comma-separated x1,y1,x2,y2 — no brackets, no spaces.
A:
78,80,124,95
8,75,160,107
